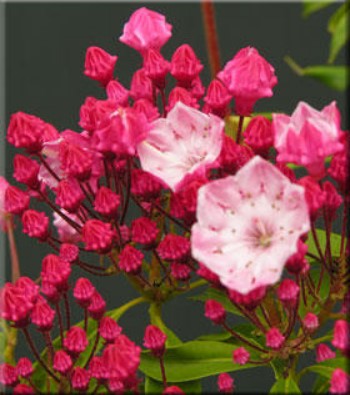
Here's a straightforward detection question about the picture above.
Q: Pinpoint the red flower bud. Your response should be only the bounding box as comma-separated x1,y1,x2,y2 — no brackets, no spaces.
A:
204,300,226,325
13,155,40,188
84,46,117,86
143,325,167,357
21,209,49,240
5,186,30,215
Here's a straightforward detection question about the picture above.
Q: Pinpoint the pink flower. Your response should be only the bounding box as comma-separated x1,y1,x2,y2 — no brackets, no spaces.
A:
273,101,344,178
233,347,250,365
73,278,96,307
53,350,73,374
84,46,117,86
191,156,310,294
330,368,349,394
137,102,224,192
217,373,234,393
64,327,88,355
99,317,122,343
143,325,167,357
13,155,40,188
82,219,114,253
266,327,285,349
316,344,336,363
0,176,9,229
218,47,277,115
53,209,82,243
204,300,226,325
118,245,144,274
170,44,203,85
119,7,172,54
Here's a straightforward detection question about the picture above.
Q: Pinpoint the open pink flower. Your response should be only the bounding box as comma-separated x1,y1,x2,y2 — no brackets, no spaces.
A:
191,156,310,294
137,102,224,192
273,101,344,178
119,7,172,54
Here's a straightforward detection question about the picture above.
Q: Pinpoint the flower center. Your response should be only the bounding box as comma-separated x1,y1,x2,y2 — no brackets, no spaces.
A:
245,217,274,249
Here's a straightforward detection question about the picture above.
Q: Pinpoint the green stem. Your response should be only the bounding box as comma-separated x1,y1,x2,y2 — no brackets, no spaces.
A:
107,296,148,319
284,56,304,76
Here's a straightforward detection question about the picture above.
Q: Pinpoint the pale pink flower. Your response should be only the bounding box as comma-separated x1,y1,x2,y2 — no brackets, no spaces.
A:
191,156,310,294
137,102,224,192
53,210,82,243
273,101,344,178
119,7,172,54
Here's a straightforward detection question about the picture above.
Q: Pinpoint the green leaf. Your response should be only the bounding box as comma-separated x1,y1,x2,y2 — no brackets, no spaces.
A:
313,374,330,394
307,229,343,258
145,376,202,394
302,0,335,18
301,357,347,379
328,7,349,63
196,331,232,342
191,287,244,317
270,376,301,394
303,65,349,91
140,340,260,382
328,1,350,33
284,55,349,91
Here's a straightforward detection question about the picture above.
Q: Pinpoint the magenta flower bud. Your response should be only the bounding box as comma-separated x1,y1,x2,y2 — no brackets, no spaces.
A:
217,372,234,393
13,155,40,188
170,263,191,281
157,234,190,262
59,140,93,181
133,99,160,122
130,68,153,101
21,209,49,241
218,46,277,116
166,87,199,112
71,367,91,391
303,313,319,331
82,219,114,253
218,135,254,174
64,327,88,355
131,217,159,247
330,368,349,394
7,112,43,152
31,296,55,331
0,283,33,325
144,48,170,88
99,317,122,343
5,186,30,215
41,254,71,290
277,279,300,306
131,169,162,200
328,149,347,190
13,384,34,394
286,239,308,274
170,44,203,85
78,96,98,132
0,363,18,387
298,176,325,220
143,325,167,357
120,7,172,54
204,300,226,325
266,327,285,349
55,179,84,213
233,347,250,365
102,334,141,380
118,245,144,274
84,46,117,86
16,358,33,378
73,278,96,307
228,286,267,311
41,280,60,304
88,291,106,320
53,350,73,374
106,80,129,106
59,243,79,263
88,356,107,381
108,378,125,393
203,79,231,117
322,181,343,219
93,186,120,218
316,344,336,363
244,116,273,153
190,76,205,100
163,386,185,395
332,320,349,355
15,277,39,304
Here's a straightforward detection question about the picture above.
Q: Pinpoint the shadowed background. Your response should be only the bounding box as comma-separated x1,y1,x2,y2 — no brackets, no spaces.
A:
3,2,347,393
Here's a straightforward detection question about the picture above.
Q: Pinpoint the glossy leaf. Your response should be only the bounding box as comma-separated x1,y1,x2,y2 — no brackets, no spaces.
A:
328,8,349,63
301,357,347,379
313,374,330,394
145,376,202,394
307,229,343,258
302,0,335,18
270,376,301,394
303,65,349,91
328,2,349,33
140,340,259,382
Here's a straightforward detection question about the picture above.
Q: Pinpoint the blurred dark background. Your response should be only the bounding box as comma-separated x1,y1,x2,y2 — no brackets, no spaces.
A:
2,2,348,393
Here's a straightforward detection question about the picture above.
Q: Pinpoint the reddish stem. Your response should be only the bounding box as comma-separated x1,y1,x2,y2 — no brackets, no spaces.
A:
6,217,20,283
201,0,221,78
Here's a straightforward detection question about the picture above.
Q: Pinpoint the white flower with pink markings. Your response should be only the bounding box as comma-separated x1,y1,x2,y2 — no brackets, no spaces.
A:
191,156,310,294
137,102,224,192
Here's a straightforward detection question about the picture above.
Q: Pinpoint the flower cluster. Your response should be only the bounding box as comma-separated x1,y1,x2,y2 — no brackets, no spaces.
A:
0,6,348,395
